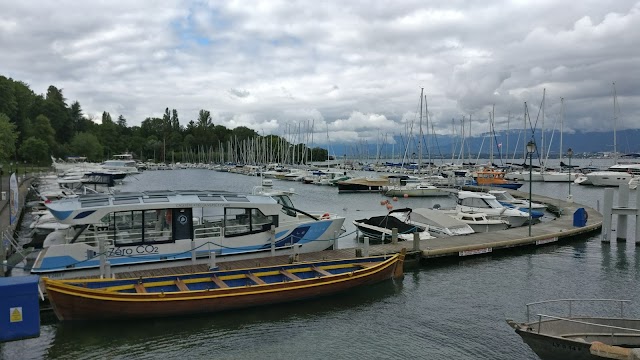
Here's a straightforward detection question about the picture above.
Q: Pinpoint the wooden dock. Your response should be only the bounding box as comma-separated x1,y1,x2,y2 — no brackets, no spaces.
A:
116,187,602,279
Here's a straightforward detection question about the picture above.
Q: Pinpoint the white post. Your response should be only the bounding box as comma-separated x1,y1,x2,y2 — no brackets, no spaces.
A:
602,188,614,243
333,230,339,250
105,261,111,278
392,228,398,244
363,236,370,257
99,237,106,278
636,188,640,245
210,251,217,270
617,184,629,241
413,232,421,251
270,225,276,256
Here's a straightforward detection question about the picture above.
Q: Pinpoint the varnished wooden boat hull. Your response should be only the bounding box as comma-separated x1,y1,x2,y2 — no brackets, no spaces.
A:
44,254,405,321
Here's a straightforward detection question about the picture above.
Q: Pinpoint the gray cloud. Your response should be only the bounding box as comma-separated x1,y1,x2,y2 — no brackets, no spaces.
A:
1,1,639,145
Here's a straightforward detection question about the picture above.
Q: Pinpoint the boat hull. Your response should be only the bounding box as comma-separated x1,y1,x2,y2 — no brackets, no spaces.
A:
513,328,598,360
44,255,405,321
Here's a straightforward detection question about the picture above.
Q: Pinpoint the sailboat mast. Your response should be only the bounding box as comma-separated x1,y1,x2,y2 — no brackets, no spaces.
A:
613,82,618,162
560,98,564,165
419,88,424,173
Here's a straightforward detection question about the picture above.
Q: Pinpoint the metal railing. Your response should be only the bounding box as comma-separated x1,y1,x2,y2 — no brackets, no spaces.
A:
525,299,630,322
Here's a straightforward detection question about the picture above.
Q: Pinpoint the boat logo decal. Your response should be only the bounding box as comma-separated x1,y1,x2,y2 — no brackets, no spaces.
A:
178,214,188,225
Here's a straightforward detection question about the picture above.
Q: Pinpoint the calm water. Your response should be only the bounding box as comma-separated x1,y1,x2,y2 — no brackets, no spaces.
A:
2,162,639,360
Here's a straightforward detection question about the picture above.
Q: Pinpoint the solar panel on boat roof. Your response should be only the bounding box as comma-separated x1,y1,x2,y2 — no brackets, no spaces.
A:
143,190,176,196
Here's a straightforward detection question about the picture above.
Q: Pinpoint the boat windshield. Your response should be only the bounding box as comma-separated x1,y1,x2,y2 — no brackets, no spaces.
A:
485,198,503,209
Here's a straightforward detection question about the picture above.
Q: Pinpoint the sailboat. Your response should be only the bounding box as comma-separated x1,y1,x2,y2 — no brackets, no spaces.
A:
583,83,639,186
542,98,579,182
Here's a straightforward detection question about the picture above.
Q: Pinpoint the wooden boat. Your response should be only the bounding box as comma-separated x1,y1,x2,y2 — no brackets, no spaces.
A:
44,251,406,321
507,299,640,360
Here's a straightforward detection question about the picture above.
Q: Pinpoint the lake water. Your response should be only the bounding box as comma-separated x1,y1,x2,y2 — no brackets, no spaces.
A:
2,161,639,360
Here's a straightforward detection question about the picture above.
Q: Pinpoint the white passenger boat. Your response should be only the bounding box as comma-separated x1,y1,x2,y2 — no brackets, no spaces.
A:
32,190,345,279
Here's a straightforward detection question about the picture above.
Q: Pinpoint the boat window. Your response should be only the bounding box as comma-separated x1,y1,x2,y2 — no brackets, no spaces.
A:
272,195,296,216
461,198,490,208
143,209,172,243
109,209,174,246
485,199,502,209
224,207,274,237
112,197,141,205
198,195,224,202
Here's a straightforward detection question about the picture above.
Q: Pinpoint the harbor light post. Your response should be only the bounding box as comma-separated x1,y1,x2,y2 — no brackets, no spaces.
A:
567,148,573,202
527,141,536,236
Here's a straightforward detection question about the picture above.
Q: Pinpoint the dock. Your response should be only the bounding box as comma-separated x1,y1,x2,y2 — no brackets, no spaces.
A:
116,187,602,279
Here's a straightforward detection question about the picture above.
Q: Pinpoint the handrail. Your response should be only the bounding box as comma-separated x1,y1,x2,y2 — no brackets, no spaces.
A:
526,299,631,323
534,313,640,336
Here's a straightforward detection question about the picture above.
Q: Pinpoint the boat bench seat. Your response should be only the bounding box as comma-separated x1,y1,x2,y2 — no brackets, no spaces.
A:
134,283,147,293
279,269,301,281
246,272,266,285
312,266,332,277
211,276,229,288
174,278,189,292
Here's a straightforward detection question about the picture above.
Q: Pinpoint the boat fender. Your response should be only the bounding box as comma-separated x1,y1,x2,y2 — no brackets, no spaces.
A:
321,213,330,219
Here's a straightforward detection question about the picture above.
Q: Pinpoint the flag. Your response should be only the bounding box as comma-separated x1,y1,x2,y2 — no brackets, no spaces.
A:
497,143,502,148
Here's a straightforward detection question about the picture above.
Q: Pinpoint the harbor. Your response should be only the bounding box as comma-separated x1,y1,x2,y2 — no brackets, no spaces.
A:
1,165,638,359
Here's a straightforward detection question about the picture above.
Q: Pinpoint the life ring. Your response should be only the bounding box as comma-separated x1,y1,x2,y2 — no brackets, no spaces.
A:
320,213,330,220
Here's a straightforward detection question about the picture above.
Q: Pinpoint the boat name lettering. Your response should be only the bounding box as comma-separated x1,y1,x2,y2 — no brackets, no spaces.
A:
458,248,492,257
108,245,159,257
551,341,582,352
535,237,558,245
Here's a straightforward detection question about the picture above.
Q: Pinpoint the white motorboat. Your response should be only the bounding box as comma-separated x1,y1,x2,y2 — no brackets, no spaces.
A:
389,208,475,237
585,164,640,187
442,211,509,233
32,189,346,279
488,190,547,210
456,191,530,227
542,171,579,182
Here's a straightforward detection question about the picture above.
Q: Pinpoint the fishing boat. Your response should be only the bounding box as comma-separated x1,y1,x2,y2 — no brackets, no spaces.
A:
472,168,523,189
507,299,640,360
353,210,434,242
31,190,345,279
43,252,406,321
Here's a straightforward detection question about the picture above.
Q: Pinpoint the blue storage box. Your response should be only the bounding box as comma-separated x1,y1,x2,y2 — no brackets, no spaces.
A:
0,276,40,342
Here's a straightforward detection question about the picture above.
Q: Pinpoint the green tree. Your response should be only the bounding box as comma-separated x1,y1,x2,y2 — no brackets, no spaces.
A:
19,137,49,164
0,113,19,162
70,132,103,161
43,85,72,144
32,114,56,149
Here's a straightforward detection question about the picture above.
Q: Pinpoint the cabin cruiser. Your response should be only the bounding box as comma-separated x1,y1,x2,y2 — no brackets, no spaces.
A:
32,189,345,279
456,191,530,227
384,183,450,197
450,211,509,233
507,299,640,360
388,208,475,237
584,163,640,187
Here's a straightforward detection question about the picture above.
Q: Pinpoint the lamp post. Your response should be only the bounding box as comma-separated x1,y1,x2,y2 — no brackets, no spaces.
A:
526,141,536,236
567,148,573,202
0,164,3,202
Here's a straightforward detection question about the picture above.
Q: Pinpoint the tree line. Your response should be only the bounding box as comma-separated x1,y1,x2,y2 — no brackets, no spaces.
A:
0,75,328,166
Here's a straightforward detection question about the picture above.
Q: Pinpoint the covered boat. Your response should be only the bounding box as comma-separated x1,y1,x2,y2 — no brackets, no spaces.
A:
354,209,434,242
44,252,406,321
389,208,475,237
507,299,640,360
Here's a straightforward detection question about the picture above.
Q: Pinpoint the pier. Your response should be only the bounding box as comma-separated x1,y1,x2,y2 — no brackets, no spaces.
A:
115,186,603,279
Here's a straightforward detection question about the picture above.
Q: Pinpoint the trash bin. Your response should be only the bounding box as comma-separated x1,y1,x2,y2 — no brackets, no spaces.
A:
0,276,40,342
573,208,588,227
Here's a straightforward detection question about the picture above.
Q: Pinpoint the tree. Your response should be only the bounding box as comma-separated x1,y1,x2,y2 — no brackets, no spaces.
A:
44,85,72,144
32,114,56,149
197,109,212,129
19,137,49,164
70,132,103,161
0,113,19,162
117,114,127,128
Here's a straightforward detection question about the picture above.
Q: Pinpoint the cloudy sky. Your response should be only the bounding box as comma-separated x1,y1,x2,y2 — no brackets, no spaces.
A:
1,1,639,145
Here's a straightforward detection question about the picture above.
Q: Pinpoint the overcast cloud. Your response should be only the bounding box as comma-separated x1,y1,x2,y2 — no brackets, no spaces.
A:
1,1,639,144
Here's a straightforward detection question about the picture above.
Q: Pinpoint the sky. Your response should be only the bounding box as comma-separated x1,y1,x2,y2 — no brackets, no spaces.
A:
1,1,640,146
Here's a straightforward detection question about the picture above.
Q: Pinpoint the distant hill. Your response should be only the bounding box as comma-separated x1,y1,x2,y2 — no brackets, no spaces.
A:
325,129,640,159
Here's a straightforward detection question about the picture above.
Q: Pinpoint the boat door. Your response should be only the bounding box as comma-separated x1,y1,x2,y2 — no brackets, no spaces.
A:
171,208,193,240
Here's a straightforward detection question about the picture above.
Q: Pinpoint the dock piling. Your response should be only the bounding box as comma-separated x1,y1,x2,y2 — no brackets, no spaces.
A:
392,228,398,244
413,232,420,252
363,236,370,257
617,184,629,241
602,188,614,243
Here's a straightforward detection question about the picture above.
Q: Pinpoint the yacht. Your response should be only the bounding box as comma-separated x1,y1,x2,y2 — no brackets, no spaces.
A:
32,189,346,279
585,163,640,187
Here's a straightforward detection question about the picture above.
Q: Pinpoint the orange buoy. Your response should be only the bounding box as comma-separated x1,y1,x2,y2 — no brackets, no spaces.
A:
386,203,393,210
403,193,409,198
380,200,386,206
392,197,398,201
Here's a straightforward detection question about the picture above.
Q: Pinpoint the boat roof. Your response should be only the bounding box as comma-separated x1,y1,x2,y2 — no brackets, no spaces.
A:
409,208,471,229
457,191,496,200
46,190,280,224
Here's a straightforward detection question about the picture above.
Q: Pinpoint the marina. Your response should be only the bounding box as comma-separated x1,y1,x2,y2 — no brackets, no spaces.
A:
0,163,638,359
